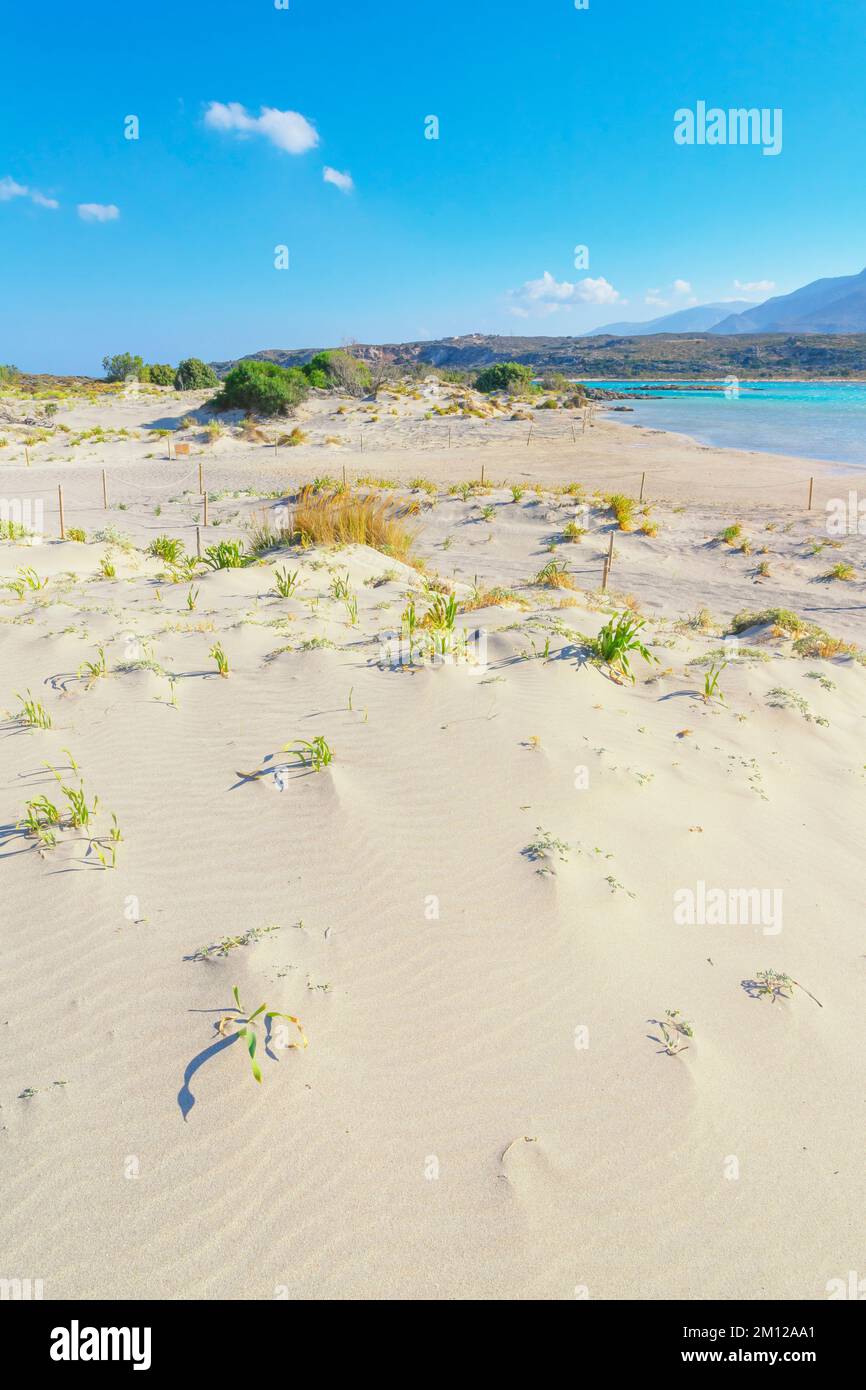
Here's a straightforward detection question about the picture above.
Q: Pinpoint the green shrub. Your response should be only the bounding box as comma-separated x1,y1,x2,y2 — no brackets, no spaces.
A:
175,358,219,390
145,363,176,386
102,352,145,382
474,362,533,394
215,360,308,416
303,350,371,395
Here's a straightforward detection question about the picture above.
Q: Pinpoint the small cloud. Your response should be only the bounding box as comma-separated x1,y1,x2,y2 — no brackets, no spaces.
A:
672,278,692,295
0,176,59,209
323,166,354,193
645,294,668,308
0,176,28,201
77,203,120,223
204,101,319,155
733,278,775,295
507,270,621,317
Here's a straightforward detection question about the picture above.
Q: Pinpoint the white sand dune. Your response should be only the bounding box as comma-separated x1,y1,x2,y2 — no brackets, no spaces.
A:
1,383,864,1299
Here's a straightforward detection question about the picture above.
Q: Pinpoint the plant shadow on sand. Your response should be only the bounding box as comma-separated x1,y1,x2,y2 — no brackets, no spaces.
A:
178,1008,285,1119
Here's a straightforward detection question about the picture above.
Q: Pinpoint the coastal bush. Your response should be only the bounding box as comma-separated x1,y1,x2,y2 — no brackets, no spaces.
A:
175,357,219,391
215,360,308,416
475,362,533,394
303,349,371,396
102,352,145,382
145,363,175,386
593,611,656,681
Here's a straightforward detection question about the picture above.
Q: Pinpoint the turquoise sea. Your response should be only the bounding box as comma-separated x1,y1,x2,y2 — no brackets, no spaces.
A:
585,381,866,470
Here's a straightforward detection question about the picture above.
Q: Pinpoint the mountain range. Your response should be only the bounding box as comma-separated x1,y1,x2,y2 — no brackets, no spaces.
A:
591,266,866,336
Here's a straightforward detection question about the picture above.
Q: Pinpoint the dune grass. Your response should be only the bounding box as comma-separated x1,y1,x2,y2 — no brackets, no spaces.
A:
290,487,418,561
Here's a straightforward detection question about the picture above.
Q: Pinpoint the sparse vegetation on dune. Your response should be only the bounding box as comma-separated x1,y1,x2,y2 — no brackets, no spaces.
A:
289,487,418,561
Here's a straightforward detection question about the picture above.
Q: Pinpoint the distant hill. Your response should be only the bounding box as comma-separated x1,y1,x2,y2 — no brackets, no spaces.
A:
588,301,753,336
711,267,866,334
211,333,866,380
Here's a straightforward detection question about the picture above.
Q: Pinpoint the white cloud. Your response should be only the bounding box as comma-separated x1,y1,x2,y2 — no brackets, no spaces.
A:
204,101,319,154
672,278,692,295
323,166,354,193
733,278,775,295
644,278,696,309
1,176,59,209
507,270,621,317
77,203,120,223
0,176,28,201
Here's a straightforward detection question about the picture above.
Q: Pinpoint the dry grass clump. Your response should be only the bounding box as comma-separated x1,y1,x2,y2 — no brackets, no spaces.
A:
730,607,859,659
533,559,577,590
290,487,418,561
461,586,529,612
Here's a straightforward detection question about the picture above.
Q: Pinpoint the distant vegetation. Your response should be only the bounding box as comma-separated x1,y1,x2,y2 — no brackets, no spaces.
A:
302,349,372,394
214,359,309,415
174,357,218,390
474,362,534,393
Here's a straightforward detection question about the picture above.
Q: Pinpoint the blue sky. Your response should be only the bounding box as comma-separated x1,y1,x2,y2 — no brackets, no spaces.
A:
1,0,865,374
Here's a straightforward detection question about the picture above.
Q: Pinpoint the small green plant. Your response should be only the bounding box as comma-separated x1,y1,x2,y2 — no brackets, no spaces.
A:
826,561,855,581
658,1009,693,1055
66,527,86,543
209,642,229,677
593,612,655,682
284,735,333,771
202,539,249,570
14,690,52,729
510,484,525,502
78,645,109,687
344,594,359,626
330,572,351,600
751,969,823,1007
98,555,117,579
148,535,185,564
16,566,48,592
534,559,575,589
524,828,570,874
718,523,743,545
217,986,307,1083
187,585,199,610
562,520,587,542
274,566,299,598
703,660,727,703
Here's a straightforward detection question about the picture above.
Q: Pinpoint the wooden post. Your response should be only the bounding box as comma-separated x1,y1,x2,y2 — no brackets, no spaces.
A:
527,425,533,446
196,525,201,558
167,437,173,461
58,484,65,540
480,463,485,486
571,422,576,444
639,471,646,503
582,408,588,434
102,469,108,509
342,464,347,488
606,531,614,573
203,493,208,527
198,460,203,493
601,558,609,592
25,446,31,467
448,427,451,449
360,431,364,452
274,437,278,458
808,477,814,510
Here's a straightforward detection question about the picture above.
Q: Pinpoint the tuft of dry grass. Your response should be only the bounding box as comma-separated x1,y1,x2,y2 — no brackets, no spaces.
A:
290,488,418,561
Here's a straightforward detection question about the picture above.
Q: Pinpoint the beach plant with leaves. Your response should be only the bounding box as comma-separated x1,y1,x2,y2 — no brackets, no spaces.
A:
209,642,229,677
78,645,109,687
593,611,656,682
202,539,250,570
148,535,185,565
284,735,333,772
274,566,299,598
751,969,823,1007
658,1009,693,1055
217,986,308,1084
14,690,52,729
703,660,727,703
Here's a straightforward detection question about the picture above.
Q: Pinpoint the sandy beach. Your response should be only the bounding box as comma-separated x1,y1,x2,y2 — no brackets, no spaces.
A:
1,380,864,1300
